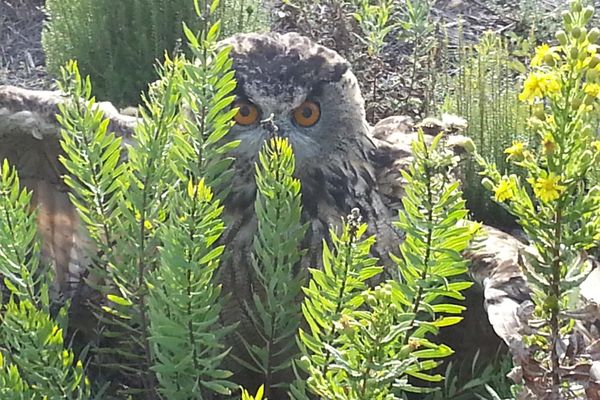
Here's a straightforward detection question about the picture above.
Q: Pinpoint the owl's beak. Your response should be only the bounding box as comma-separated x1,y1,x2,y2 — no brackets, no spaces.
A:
260,114,283,137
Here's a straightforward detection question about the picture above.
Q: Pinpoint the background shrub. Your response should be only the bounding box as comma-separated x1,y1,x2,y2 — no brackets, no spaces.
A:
215,0,269,38
437,31,533,227
42,0,268,106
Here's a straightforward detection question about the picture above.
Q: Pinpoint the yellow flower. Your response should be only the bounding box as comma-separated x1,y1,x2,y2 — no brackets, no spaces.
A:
585,83,600,98
592,140,600,152
519,75,542,102
505,141,526,161
531,44,560,66
529,173,566,203
494,178,515,202
135,211,154,230
519,72,561,103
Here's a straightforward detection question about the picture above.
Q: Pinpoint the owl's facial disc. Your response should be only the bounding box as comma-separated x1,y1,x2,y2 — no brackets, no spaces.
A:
232,97,321,130
228,92,326,167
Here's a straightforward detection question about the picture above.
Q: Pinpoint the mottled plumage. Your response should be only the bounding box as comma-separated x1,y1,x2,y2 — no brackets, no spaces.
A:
217,34,401,335
0,87,134,301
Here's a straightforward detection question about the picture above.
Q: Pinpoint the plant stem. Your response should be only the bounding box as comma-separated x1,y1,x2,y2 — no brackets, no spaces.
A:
407,33,420,103
549,207,563,392
405,137,434,341
187,186,201,374
135,78,172,399
264,312,276,399
320,223,358,378
137,181,155,400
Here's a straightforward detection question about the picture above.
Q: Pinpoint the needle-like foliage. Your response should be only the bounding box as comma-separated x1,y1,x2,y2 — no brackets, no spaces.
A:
149,179,234,399
146,5,239,398
56,0,238,397
292,131,478,399
58,57,184,396
234,137,307,397
290,210,383,399
0,160,45,305
0,160,90,398
391,131,480,390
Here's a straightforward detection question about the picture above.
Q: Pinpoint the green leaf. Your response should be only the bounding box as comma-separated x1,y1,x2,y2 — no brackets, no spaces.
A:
107,294,133,307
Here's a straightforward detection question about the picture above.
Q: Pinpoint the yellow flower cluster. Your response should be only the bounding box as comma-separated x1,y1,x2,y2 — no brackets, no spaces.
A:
531,44,560,67
528,173,566,203
519,72,561,103
494,178,515,202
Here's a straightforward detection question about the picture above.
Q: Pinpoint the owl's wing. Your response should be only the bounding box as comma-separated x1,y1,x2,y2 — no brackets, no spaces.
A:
0,85,135,297
369,114,471,211
465,226,533,345
369,116,423,210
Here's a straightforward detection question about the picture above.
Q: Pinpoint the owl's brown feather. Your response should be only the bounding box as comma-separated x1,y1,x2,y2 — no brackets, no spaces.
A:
0,85,134,298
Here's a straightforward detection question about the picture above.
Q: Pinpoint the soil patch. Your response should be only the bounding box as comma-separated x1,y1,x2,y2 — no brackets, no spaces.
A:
0,0,53,89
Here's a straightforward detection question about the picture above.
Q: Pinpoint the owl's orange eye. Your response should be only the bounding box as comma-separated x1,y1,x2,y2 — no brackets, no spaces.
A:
293,100,320,127
234,100,260,126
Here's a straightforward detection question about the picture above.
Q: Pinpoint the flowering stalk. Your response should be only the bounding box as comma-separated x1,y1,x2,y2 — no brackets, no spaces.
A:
477,1,600,397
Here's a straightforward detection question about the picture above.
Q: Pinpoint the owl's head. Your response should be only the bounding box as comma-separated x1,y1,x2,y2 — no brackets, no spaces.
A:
221,32,372,170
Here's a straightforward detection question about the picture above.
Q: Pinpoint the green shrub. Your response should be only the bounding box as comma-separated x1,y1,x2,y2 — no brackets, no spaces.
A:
291,132,479,399
397,0,436,115
351,0,396,57
0,160,90,398
215,0,269,38
43,0,267,106
439,31,533,226
234,137,307,396
55,2,239,396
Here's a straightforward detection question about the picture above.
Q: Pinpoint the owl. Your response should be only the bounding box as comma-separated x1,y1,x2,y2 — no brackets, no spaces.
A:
1,32,599,392
216,32,401,328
